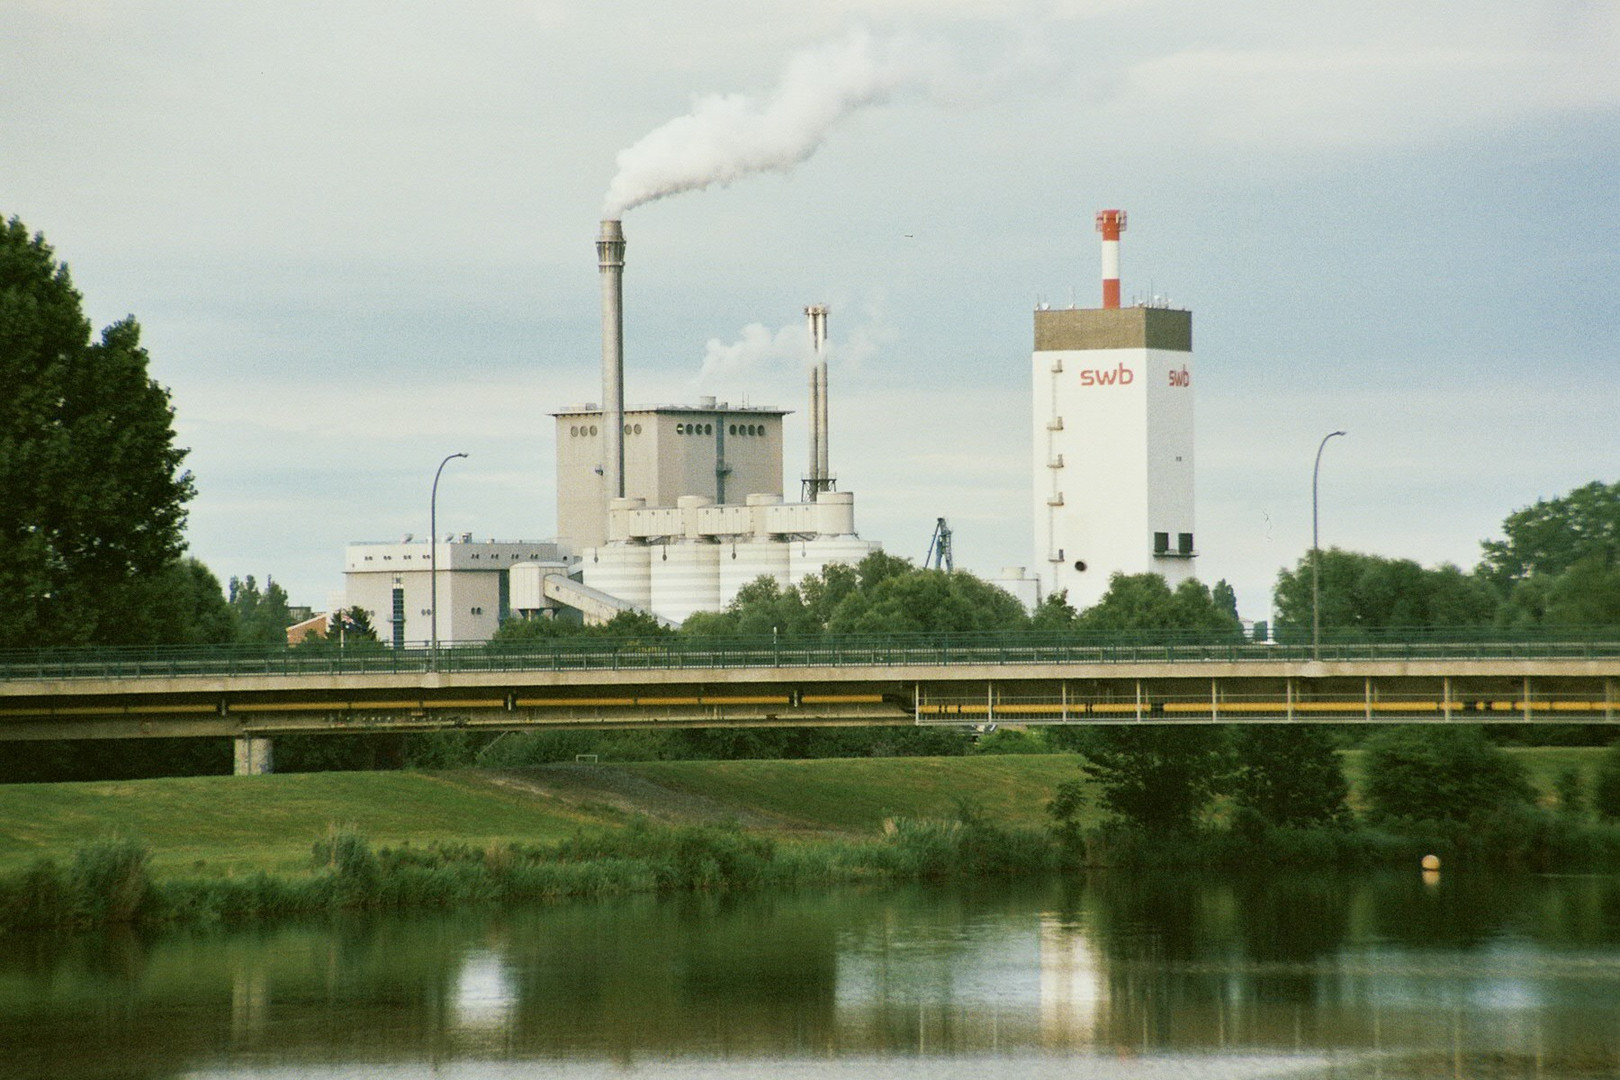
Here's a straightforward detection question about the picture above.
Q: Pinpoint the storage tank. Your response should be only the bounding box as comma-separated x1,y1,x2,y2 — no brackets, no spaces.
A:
650,540,722,623
586,541,653,610
790,535,876,586
720,538,792,605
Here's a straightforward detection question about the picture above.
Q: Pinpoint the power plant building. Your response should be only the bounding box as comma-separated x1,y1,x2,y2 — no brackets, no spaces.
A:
1033,210,1197,610
553,401,787,552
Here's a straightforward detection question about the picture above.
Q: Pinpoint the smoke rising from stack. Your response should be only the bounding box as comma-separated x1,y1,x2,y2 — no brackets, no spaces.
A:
602,29,945,217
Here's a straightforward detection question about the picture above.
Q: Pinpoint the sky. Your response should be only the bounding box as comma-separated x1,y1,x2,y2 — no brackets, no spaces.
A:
3,1,1616,620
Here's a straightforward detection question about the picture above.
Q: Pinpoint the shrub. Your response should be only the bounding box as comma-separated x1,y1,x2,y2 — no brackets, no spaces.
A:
70,837,152,923
1362,725,1533,825
1229,725,1349,828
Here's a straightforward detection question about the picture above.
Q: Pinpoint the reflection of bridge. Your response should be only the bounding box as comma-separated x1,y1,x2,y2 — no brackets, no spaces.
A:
2,633,1616,769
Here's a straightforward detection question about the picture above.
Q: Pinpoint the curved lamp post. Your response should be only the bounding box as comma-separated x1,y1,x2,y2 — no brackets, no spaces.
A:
430,452,468,657
1312,430,1347,660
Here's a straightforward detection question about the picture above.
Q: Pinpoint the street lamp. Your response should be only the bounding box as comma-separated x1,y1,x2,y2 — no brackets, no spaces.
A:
430,451,468,657
1312,430,1346,660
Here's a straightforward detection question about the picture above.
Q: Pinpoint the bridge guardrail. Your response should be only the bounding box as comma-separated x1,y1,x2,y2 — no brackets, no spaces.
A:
2,627,1619,682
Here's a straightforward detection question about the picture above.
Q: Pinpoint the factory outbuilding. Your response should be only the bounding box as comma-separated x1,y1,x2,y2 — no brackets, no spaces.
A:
1034,210,1197,610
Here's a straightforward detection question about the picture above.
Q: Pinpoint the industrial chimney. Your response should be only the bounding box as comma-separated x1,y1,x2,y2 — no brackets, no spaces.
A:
1095,209,1125,309
804,304,831,500
597,219,626,499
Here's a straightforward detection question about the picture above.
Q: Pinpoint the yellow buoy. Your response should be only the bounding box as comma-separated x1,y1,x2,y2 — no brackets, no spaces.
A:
1421,854,1441,871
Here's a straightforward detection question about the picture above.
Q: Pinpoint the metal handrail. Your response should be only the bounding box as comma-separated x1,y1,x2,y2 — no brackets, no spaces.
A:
1,626,1618,682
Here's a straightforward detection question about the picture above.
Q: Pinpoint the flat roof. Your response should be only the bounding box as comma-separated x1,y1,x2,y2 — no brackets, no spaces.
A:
552,403,790,417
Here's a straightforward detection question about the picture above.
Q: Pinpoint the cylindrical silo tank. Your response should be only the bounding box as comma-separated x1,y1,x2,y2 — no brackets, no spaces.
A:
720,538,792,606
585,541,653,610
790,536,876,586
813,491,856,536
650,540,722,624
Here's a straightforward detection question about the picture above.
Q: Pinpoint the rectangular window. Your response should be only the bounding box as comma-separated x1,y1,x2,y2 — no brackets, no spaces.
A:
391,587,405,650
1153,532,1169,554
1179,532,1194,555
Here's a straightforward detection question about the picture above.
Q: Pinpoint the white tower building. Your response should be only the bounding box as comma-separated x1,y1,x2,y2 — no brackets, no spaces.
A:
1033,210,1196,610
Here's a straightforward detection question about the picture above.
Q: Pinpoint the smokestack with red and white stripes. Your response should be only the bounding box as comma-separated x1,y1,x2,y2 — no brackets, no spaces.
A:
1095,209,1126,309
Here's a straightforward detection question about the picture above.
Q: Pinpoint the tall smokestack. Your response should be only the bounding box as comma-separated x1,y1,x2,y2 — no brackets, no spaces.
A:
805,304,830,499
1095,209,1125,309
598,220,626,499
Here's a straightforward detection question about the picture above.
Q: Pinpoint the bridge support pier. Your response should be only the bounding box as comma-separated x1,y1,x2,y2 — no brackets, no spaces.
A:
234,736,274,776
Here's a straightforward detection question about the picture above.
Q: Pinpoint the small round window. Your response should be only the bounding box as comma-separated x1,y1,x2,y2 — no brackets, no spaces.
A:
1073,560,1087,572
588,425,598,436
633,423,642,435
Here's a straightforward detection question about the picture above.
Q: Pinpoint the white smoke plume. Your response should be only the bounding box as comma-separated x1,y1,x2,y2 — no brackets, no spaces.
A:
698,322,811,384
602,29,945,217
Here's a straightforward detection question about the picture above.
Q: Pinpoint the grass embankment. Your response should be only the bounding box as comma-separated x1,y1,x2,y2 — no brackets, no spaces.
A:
0,749,1614,932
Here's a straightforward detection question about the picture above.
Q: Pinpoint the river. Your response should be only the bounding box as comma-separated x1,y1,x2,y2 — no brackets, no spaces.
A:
2,869,1618,1078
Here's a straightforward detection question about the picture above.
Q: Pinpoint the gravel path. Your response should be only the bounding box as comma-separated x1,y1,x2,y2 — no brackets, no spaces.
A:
480,764,814,831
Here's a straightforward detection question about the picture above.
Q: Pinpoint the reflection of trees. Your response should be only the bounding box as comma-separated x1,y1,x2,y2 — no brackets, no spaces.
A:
7,873,1620,1073
1362,870,1538,950
1067,870,1358,1048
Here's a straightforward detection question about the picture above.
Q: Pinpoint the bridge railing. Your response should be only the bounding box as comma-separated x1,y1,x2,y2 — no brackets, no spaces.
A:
2,626,1618,682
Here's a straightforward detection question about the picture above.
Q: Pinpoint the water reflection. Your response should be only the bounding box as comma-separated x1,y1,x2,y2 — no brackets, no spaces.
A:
1,871,1618,1079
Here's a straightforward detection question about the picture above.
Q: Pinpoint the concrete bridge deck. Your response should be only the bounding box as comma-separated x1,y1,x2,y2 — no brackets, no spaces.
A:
2,636,1616,747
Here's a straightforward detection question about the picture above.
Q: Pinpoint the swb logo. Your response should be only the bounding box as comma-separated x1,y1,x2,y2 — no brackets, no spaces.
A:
1078,363,1133,387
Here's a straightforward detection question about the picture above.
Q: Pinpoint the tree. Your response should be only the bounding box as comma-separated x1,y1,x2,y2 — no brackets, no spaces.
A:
826,566,1029,635
681,576,818,638
1030,590,1080,631
1078,726,1229,834
0,216,195,647
1273,550,1496,633
140,557,235,645
228,575,294,644
1228,725,1349,828
329,605,378,642
1361,725,1533,825
1479,481,1620,593
1478,482,1620,628
1504,554,1620,628
1076,573,1243,633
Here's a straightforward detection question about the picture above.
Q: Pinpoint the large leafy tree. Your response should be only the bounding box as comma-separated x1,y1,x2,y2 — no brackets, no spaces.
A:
228,575,294,644
1077,573,1244,633
1273,550,1496,633
1228,725,1349,828
1078,726,1230,834
1479,481,1620,593
1480,482,1620,627
1361,725,1532,825
0,217,196,647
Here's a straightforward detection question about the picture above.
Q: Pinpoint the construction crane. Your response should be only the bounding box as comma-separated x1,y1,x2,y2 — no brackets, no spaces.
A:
924,517,953,572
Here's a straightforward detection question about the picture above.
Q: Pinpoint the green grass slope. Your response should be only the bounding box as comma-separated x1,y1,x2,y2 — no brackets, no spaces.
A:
0,746,1608,881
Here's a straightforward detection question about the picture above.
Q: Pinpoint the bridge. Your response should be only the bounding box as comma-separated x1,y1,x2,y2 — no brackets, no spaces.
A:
3,631,1617,772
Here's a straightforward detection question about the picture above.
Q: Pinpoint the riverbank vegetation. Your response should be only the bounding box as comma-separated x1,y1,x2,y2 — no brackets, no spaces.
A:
4,741,1620,933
